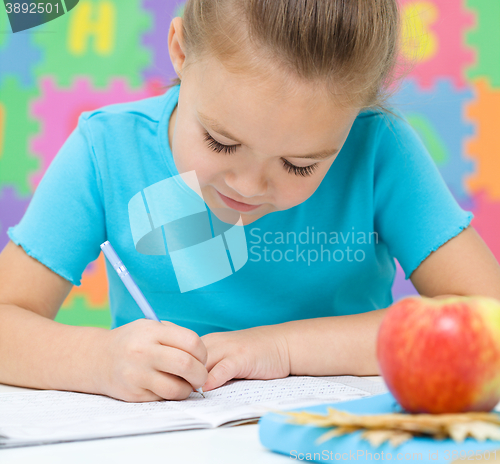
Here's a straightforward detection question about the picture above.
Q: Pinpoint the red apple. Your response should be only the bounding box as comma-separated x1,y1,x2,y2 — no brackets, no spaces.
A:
376,295,500,414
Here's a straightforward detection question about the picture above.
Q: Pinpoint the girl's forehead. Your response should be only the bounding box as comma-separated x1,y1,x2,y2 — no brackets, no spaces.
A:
190,54,359,126
184,59,359,158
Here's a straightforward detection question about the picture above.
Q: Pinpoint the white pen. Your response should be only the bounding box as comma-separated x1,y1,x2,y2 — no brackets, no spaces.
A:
100,241,205,398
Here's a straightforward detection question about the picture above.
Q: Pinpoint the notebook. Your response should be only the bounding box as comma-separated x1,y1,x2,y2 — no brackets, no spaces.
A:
258,392,500,463
0,375,387,448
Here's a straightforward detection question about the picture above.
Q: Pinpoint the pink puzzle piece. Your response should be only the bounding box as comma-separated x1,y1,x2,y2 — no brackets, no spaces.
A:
30,77,165,190
398,0,475,89
470,191,500,265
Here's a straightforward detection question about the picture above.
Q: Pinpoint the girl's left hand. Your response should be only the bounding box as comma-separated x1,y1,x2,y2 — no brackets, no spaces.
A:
201,325,291,391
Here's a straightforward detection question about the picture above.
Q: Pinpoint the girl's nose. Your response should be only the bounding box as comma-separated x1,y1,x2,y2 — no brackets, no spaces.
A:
224,164,268,199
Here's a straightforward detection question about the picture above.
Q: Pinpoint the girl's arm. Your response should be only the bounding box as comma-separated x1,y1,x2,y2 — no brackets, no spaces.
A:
0,241,208,401
0,240,108,393
284,225,500,376
409,226,500,301
202,226,500,389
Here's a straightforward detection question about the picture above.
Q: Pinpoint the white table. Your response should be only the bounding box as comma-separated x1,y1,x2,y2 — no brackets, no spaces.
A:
0,377,385,464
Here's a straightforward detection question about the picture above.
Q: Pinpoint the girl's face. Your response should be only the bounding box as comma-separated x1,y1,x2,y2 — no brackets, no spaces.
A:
169,44,360,225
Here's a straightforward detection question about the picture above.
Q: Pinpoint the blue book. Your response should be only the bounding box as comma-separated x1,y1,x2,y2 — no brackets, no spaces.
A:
259,392,500,463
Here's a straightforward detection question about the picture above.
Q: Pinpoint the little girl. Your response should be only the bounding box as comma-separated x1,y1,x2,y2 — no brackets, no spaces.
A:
1,0,499,403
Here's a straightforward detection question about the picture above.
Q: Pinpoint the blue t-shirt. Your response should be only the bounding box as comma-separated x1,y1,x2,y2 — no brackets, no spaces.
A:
8,85,473,335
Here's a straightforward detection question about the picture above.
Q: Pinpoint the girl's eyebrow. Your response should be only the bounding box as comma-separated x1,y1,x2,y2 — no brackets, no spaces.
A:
197,111,339,160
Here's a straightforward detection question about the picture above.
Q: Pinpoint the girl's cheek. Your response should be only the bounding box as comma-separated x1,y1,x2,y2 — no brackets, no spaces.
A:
277,178,323,209
175,142,221,186
172,131,202,172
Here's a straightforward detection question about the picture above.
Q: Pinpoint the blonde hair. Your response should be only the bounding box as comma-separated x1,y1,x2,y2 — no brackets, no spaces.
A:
170,0,409,112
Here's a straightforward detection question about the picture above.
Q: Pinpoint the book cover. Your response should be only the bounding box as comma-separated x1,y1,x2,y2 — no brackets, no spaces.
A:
258,392,500,463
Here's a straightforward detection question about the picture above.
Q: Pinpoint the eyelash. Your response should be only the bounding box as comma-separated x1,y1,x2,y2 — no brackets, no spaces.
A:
281,159,319,177
203,131,319,177
203,131,238,155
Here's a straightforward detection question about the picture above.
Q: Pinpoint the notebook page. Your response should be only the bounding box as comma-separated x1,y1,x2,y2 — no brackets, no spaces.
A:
183,376,380,426
0,390,206,445
0,375,386,447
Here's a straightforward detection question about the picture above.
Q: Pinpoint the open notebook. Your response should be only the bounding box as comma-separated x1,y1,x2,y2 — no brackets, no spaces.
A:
0,375,387,448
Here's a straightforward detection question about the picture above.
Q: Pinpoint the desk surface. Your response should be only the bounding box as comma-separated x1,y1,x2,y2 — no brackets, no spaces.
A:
0,377,384,463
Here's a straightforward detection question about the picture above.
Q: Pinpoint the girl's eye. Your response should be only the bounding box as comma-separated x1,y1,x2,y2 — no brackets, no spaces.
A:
203,132,238,154
282,159,318,177
204,131,318,177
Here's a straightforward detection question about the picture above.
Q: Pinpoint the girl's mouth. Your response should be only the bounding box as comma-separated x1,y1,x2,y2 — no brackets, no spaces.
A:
217,190,262,212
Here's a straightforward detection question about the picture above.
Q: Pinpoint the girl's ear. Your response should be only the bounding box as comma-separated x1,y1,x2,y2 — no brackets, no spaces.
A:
168,17,186,79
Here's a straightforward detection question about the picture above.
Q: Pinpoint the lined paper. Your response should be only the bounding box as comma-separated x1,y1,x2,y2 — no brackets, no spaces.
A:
0,375,387,448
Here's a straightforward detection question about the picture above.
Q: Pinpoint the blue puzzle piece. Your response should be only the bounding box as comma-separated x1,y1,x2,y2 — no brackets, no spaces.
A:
390,78,475,202
0,31,42,87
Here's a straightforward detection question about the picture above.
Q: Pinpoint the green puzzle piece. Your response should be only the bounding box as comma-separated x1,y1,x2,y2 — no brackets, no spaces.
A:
466,0,500,87
33,0,151,88
0,77,40,196
174,3,185,17
407,113,449,166
56,296,111,329
0,4,8,47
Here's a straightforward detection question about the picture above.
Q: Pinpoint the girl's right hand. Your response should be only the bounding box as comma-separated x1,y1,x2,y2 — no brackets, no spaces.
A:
98,319,208,402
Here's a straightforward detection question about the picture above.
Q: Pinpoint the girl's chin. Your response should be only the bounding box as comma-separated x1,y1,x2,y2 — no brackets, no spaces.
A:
202,187,278,224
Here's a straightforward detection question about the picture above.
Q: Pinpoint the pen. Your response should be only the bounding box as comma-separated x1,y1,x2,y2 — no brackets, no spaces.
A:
100,241,205,398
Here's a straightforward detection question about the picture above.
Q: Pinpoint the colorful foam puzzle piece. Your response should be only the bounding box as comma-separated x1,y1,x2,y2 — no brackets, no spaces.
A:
0,186,31,251
56,295,111,329
466,0,500,87
63,252,109,308
33,0,151,89
399,0,475,89
0,4,9,47
0,100,4,158
465,78,500,200
391,260,418,302
469,191,500,266
142,0,181,83
0,77,40,196
457,195,476,217
390,78,475,202
30,76,166,189
0,30,42,88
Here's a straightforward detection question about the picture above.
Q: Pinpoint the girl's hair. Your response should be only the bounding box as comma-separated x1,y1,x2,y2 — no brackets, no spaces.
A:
169,0,410,113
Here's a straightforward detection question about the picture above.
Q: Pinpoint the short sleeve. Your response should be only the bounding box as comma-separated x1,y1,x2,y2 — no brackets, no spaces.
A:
7,116,106,286
373,110,473,279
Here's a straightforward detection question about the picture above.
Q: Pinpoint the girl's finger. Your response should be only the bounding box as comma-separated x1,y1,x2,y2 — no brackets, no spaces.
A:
151,344,208,390
115,388,164,403
158,321,208,366
149,370,196,401
203,344,222,372
200,333,225,371
203,358,239,391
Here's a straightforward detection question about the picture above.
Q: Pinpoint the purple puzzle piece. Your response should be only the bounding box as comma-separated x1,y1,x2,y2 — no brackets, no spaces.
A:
391,260,418,303
142,0,181,84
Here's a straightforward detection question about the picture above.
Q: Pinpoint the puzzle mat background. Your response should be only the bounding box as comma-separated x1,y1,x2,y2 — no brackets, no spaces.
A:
0,0,498,328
